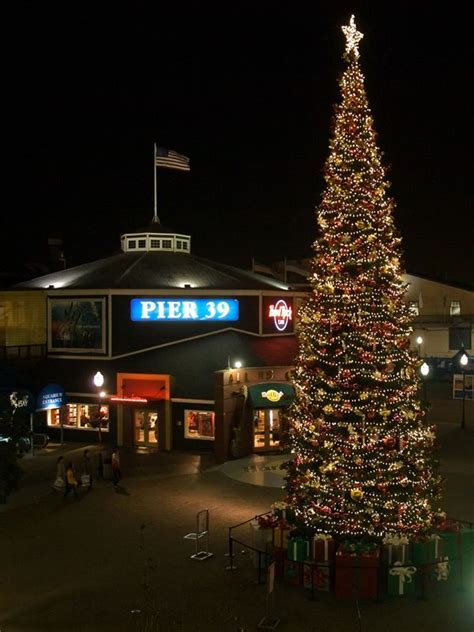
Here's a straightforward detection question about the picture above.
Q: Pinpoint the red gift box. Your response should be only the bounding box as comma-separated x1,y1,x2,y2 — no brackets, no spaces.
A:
312,536,336,562
335,550,380,599
303,562,331,591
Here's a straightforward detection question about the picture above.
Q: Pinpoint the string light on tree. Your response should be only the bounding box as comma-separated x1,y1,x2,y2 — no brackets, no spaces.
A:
283,15,441,539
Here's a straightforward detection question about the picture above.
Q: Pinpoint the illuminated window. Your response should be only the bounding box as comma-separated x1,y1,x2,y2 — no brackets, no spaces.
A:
450,301,461,316
409,301,420,316
182,241,189,251
184,410,215,440
128,240,136,249
150,239,160,248
176,241,182,250
162,239,172,249
48,404,109,431
138,239,146,248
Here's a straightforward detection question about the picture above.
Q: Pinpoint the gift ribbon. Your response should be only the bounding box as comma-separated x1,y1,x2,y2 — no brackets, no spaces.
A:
384,543,407,565
431,534,442,559
435,557,450,581
389,562,416,594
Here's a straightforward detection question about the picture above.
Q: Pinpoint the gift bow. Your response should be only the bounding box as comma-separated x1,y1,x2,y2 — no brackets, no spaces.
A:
389,562,416,583
435,557,450,581
383,534,409,546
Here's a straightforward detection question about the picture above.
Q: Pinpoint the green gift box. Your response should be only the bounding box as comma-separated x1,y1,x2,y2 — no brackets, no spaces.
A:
437,531,458,560
412,535,442,565
288,536,310,562
387,562,417,596
460,528,474,562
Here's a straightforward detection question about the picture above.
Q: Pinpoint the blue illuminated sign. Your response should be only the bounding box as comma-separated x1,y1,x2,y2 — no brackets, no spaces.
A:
37,384,66,411
131,298,239,322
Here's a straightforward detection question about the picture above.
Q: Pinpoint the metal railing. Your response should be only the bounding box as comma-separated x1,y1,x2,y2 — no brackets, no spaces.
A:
0,344,46,360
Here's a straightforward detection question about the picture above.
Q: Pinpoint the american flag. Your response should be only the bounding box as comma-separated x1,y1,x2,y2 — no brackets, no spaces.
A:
155,146,190,172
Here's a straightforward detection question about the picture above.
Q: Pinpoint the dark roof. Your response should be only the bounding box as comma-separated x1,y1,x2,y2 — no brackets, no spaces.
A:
14,251,290,291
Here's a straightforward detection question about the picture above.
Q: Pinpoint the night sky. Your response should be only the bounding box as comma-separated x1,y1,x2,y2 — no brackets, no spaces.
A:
5,2,473,285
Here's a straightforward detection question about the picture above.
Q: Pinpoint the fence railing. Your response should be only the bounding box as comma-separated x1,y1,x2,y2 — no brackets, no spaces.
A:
0,344,46,360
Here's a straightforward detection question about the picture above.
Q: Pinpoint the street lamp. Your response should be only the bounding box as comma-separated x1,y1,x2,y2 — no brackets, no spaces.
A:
460,352,468,430
420,361,430,402
93,371,105,443
416,336,423,358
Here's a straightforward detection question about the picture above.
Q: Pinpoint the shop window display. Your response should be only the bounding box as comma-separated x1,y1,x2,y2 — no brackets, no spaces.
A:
184,410,215,440
49,404,109,431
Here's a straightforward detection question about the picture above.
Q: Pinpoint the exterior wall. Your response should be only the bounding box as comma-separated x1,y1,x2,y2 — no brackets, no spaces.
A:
405,275,474,318
214,365,292,462
0,291,46,347
405,276,473,358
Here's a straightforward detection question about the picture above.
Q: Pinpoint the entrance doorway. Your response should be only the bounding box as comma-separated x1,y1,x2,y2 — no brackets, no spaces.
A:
253,409,281,451
133,409,159,447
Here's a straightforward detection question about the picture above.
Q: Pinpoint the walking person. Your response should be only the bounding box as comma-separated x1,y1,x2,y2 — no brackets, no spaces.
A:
111,448,122,489
64,462,79,500
53,456,66,492
81,448,93,490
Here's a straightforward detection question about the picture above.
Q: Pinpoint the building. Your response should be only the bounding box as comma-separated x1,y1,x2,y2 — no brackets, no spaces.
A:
253,259,474,360
1,231,472,459
0,221,305,461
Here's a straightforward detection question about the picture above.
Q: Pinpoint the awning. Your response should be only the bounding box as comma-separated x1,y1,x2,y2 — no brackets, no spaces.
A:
247,383,295,409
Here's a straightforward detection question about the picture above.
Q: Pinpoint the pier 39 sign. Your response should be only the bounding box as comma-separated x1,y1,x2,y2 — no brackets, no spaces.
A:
131,298,239,322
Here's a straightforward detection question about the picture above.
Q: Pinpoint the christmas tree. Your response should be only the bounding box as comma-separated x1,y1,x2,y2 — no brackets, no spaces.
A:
284,16,441,538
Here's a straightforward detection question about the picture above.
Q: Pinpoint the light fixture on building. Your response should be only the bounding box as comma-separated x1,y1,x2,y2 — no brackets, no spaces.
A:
416,336,423,357
459,351,469,430
420,362,430,377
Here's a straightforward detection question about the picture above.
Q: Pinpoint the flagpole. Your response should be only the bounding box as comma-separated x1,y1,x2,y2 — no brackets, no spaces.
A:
153,143,158,223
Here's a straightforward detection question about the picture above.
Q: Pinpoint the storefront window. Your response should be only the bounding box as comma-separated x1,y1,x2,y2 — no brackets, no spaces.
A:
184,410,215,440
48,404,109,431
253,409,281,450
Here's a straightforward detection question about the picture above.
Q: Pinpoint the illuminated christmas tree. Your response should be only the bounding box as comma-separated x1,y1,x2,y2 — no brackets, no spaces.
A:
284,16,441,537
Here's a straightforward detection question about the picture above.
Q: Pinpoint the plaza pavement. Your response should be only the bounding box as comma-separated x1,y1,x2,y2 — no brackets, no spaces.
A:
0,393,472,632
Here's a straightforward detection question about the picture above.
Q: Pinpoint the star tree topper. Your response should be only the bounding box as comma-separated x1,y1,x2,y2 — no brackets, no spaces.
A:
342,15,364,59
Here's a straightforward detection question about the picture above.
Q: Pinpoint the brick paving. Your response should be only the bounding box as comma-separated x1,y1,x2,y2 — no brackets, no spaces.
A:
0,386,472,632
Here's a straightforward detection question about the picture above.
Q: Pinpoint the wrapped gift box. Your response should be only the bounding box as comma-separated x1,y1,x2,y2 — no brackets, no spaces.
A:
412,535,442,566
387,562,417,596
283,559,304,585
382,534,410,566
250,519,274,568
436,524,474,562
460,527,474,564
268,545,287,577
303,561,331,591
287,537,310,562
335,548,380,600
273,524,291,549
312,535,335,563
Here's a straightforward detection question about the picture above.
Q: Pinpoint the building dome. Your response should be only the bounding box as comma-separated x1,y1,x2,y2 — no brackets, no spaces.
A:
120,219,191,254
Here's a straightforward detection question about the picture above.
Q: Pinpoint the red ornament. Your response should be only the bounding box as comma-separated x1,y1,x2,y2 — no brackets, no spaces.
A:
383,436,396,448
376,482,388,493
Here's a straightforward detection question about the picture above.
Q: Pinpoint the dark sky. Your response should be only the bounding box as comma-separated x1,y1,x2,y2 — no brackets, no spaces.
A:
5,2,473,285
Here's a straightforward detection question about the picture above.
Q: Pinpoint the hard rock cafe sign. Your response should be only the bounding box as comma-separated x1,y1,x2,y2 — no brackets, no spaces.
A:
268,299,293,332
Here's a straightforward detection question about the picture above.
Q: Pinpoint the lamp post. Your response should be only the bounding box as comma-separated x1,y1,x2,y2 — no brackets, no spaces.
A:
93,371,105,444
416,336,423,358
420,361,430,403
460,352,468,430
